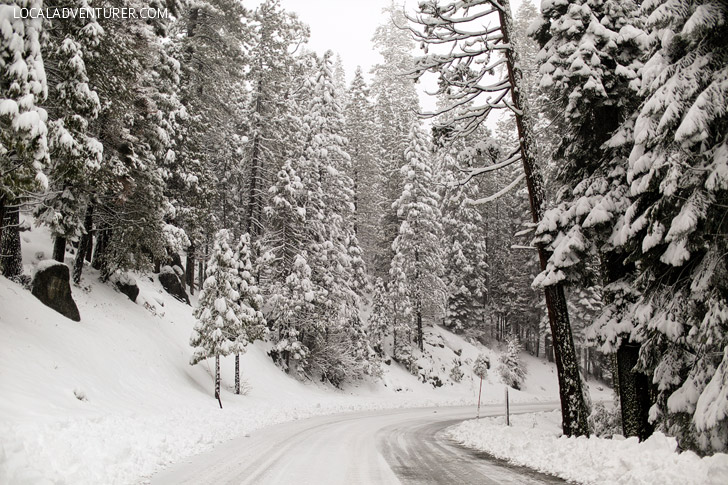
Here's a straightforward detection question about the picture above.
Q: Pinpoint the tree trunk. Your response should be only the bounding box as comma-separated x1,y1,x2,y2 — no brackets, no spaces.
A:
73,205,94,284
0,204,22,278
393,302,398,355
215,354,222,408
0,194,6,255
235,354,240,394
602,250,653,440
246,78,264,241
91,229,109,271
85,228,93,262
543,285,590,436
52,236,66,262
498,0,589,437
617,341,653,440
416,305,423,352
185,250,195,295
186,244,195,295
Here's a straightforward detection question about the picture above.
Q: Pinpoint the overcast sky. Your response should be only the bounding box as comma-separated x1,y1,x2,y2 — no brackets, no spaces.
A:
248,0,530,112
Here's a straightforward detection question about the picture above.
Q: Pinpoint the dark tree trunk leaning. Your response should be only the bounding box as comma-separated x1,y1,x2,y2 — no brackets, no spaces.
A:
72,205,94,284
91,229,108,270
497,0,590,437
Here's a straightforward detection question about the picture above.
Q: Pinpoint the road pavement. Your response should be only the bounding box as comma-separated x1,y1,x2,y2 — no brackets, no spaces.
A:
149,403,566,484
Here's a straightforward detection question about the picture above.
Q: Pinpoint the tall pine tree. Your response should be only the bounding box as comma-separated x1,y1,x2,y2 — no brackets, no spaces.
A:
439,148,489,332
390,123,446,352
616,0,728,453
1,0,49,277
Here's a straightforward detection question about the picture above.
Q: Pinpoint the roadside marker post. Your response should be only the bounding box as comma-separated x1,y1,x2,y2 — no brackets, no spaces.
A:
505,387,510,426
477,377,483,419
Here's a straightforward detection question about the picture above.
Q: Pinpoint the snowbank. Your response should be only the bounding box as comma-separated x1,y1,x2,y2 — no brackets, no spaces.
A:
449,410,728,485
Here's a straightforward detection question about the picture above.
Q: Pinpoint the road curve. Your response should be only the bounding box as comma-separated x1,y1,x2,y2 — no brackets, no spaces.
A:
149,403,565,485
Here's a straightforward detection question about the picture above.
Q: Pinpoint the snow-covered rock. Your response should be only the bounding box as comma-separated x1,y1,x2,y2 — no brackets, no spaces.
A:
30,260,80,321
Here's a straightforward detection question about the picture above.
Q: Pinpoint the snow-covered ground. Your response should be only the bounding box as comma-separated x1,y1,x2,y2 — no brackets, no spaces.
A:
449,410,728,485
0,223,610,484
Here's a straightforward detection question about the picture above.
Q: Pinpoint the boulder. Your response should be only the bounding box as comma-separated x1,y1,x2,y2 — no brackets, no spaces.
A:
31,261,81,321
111,272,139,303
158,265,190,305
169,252,183,269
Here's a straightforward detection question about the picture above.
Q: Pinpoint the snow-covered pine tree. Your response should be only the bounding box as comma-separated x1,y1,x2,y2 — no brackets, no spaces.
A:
370,4,421,279
439,149,489,332
442,130,540,347
35,0,103,262
529,0,653,440
190,229,244,401
232,233,266,394
390,263,415,369
390,123,446,352
369,277,393,356
260,158,318,376
269,252,318,378
213,81,249,235
303,51,357,229
298,51,377,378
261,159,306,282
244,0,308,241
170,0,252,280
150,38,195,280
473,353,490,380
80,1,184,279
156,33,204,292
345,67,383,271
72,34,180,283
615,0,728,453
1,0,49,277
332,53,347,102
297,51,372,384
498,336,526,390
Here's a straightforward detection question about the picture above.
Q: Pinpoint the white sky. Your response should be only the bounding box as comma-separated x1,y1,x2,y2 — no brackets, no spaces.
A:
247,0,530,113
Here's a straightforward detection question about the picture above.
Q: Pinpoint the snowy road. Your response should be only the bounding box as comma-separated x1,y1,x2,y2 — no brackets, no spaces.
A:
149,402,565,484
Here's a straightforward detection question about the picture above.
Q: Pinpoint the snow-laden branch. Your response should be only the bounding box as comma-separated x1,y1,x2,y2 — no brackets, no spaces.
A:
510,244,537,250
466,172,525,205
456,149,521,186
405,3,499,28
